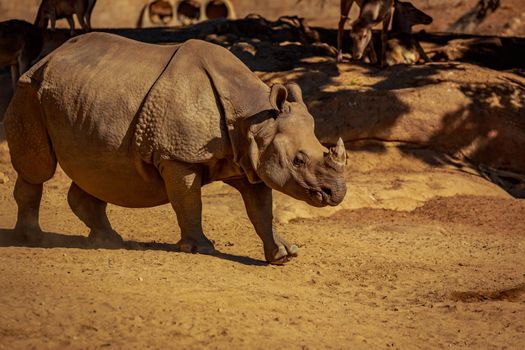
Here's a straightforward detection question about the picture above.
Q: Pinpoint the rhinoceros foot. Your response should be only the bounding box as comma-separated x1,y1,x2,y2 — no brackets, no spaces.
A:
13,225,44,246
265,234,299,265
176,236,215,255
88,229,124,248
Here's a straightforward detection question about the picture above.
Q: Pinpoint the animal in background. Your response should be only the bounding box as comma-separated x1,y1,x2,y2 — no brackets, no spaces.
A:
34,0,97,35
136,0,174,28
149,0,174,25
0,20,43,91
4,33,347,264
385,0,433,66
337,0,395,64
350,0,394,65
177,0,201,26
0,19,72,91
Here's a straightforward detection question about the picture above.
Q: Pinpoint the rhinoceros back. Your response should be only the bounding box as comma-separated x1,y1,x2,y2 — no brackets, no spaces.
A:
9,33,179,206
33,32,176,159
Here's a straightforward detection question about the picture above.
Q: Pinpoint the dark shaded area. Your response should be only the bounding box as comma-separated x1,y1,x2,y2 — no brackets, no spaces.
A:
177,0,201,25
298,62,458,145
419,35,525,71
0,228,267,266
423,82,525,197
100,15,328,72
315,26,525,71
0,67,12,120
12,17,525,72
448,0,501,34
206,0,229,20
364,62,463,90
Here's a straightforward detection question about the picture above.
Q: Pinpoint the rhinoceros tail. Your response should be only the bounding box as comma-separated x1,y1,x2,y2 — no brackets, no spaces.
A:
4,75,57,184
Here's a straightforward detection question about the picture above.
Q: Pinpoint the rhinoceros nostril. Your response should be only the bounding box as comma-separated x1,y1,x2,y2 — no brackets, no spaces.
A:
321,187,332,197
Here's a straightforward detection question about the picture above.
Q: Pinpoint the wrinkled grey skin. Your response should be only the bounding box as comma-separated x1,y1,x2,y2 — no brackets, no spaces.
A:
4,33,347,264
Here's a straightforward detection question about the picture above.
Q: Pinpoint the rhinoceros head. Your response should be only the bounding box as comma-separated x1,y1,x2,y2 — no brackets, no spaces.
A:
245,83,347,207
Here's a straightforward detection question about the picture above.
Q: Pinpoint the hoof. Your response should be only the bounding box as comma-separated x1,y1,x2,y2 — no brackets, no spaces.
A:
265,235,299,265
336,52,351,63
176,237,215,255
88,229,124,247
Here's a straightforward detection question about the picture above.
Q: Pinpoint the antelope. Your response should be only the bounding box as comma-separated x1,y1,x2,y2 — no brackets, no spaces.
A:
385,0,433,66
337,0,394,65
34,0,97,36
1,20,70,91
0,20,43,91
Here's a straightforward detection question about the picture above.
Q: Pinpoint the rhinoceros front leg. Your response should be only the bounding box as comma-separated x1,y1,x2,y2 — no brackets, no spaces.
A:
159,160,215,254
67,182,123,245
225,178,299,264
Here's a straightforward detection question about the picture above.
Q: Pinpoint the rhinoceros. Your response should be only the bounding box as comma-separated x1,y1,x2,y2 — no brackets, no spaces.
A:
4,32,347,264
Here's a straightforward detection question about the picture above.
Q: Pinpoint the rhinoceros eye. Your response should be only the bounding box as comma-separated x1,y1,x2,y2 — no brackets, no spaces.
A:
293,152,308,167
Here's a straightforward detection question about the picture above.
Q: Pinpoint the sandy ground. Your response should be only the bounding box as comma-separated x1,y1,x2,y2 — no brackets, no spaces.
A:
1,136,524,349
0,13,524,347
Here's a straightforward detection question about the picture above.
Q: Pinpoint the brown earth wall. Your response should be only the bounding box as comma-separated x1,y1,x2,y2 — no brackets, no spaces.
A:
1,0,524,36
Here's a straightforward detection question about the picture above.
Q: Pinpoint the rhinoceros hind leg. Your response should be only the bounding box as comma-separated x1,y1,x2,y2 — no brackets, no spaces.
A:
225,178,299,264
67,182,123,245
159,160,215,255
13,177,45,243
6,80,58,243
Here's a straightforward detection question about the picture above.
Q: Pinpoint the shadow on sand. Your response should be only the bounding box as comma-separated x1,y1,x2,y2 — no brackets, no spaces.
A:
0,228,267,266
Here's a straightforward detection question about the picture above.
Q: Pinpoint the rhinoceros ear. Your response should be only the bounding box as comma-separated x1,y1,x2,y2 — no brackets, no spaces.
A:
269,84,288,112
285,83,305,106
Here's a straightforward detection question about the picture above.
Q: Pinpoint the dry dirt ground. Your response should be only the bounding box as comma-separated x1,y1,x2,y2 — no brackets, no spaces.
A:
0,14,524,349
1,136,524,349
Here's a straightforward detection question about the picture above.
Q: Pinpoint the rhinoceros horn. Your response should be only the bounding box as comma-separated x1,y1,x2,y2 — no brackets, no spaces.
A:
326,137,346,171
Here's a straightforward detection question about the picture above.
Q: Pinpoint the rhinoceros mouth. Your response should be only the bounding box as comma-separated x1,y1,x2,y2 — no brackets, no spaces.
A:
307,187,337,207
